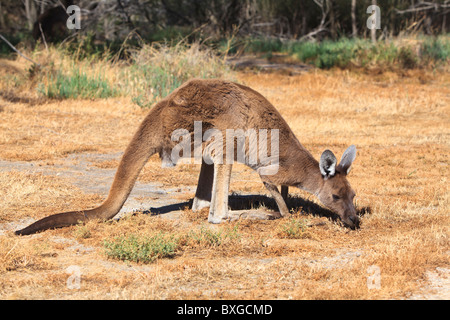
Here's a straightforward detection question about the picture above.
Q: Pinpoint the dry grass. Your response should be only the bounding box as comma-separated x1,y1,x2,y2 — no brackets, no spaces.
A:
0,55,448,299
0,170,102,222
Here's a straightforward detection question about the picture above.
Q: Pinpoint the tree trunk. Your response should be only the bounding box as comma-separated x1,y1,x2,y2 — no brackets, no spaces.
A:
371,0,377,43
24,0,37,31
442,9,447,34
0,2,5,30
351,0,357,37
329,0,336,39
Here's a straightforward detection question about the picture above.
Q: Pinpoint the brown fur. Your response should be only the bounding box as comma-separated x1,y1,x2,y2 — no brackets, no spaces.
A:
15,79,358,235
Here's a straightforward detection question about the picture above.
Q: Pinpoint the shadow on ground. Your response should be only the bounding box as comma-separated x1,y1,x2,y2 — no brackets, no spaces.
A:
140,194,371,225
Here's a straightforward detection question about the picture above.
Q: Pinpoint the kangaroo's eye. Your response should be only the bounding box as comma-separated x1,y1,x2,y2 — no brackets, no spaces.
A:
332,194,340,201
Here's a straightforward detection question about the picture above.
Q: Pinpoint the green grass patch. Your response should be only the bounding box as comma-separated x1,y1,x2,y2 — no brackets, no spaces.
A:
184,224,241,247
102,223,242,263
421,36,450,62
227,35,450,70
104,233,179,264
38,66,119,99
277,217,309,239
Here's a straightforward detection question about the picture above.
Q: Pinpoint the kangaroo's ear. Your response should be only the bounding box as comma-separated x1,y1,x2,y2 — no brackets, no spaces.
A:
319,150,337,179
337,145,357,175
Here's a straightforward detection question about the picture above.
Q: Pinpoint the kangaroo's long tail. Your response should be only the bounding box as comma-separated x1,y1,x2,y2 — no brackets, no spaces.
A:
15,111,161,236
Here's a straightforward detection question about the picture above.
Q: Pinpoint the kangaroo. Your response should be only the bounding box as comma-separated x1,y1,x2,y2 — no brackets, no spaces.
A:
15,79,359,236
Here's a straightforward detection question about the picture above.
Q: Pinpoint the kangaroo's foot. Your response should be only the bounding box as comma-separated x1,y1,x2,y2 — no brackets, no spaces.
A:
263,182,290,218
227,209,282,221
192,198,210,211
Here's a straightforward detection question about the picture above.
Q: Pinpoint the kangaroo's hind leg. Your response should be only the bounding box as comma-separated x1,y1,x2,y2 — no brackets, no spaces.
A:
208,163,232,224
192,160,214,212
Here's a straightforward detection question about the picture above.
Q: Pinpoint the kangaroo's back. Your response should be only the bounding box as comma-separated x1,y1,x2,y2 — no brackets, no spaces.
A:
158,79,288,130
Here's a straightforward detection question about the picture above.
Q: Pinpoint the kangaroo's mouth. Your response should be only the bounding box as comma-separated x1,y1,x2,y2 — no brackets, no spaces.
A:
343,215,360,229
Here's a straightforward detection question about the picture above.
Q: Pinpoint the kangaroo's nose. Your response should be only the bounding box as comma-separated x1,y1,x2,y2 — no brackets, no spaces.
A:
348,215,360,229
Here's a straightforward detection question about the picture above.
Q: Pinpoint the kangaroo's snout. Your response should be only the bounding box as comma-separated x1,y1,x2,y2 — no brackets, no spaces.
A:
345,214,360,229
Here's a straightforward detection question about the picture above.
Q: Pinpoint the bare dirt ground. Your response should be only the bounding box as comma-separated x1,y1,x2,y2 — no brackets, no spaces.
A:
0,58,448,299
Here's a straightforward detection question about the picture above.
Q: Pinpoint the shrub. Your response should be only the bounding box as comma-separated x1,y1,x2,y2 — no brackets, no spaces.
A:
104,233,179,263
103,224,242,263
231,36,449,71
421,37,450,62
397,47,417,69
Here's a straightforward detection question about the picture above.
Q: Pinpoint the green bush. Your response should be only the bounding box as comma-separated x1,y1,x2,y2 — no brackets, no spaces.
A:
39,67,119,99
104,233,179,263
231,36,449,70
397,47,417,69
421,37,450,62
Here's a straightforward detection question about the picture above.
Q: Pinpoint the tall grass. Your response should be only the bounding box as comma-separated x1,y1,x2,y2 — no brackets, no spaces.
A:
21,35,450,104
38,66,119,99
34,47,121,100
231,35,450,70
34,41,233,107
421,36,450,62
124,42,233,108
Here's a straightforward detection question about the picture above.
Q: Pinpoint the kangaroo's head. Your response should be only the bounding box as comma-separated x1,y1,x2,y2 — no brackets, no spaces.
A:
317,145,359,229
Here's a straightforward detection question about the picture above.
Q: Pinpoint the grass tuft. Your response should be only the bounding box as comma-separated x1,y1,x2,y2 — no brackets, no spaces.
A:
183,224,241,247
38,67,119,99
103,223,242,263
277,216,310,239
104,233,179,264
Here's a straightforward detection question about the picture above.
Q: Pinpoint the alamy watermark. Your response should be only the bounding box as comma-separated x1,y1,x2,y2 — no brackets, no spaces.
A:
66,265,81,290
366,5,381,30
66,5,81,30
367,265,381,290
170,121,280,175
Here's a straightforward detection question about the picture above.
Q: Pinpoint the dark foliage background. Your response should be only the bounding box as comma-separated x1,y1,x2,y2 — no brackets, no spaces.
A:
1,0,448,45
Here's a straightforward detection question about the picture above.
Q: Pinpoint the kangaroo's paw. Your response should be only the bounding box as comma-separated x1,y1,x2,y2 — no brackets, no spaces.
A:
192,198,211,212
228,209,283,221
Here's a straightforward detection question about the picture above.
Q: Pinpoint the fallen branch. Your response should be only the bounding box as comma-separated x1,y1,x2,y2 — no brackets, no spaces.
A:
0,34,40,66
300,0,330,41
395,1,450,14
38,23,49,52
